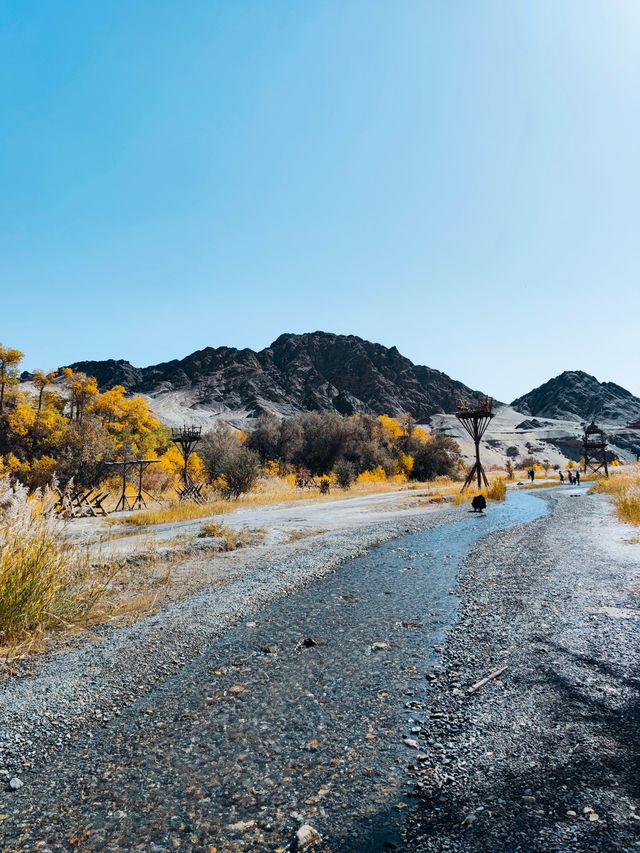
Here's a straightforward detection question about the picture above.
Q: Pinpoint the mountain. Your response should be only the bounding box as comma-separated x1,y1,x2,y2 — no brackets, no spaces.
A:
66,332,484,425
511,371,640,424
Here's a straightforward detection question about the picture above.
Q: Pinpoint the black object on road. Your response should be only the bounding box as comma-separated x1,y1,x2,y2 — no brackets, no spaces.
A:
471,495,487,513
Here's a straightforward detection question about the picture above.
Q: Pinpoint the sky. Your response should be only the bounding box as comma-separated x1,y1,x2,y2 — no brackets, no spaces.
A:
1,1,639,402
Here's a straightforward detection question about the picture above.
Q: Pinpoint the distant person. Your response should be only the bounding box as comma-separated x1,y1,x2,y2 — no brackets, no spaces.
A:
528,468,535,482
559,471,564,484
568,471,574,485
471,494,487,513
575,470,581,486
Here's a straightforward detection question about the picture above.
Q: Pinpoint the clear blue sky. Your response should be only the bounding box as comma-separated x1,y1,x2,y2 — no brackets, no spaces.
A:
1,1,639,402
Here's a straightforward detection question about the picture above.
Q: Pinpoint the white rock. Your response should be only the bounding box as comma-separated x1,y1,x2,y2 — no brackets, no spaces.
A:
294,824,321,850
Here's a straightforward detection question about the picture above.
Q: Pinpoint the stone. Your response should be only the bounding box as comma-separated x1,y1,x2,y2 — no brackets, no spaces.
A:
371,641,390,651
8,777,23,791
292,824,321,850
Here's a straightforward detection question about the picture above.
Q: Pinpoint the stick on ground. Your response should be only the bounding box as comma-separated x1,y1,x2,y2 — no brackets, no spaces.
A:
467,664,508,695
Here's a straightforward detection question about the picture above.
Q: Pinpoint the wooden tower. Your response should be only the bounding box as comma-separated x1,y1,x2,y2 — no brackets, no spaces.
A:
456,396,495,491
171,425,205,501
583,421,609,477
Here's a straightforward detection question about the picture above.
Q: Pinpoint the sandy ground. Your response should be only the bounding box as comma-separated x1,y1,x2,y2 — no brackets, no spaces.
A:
72,488,448,556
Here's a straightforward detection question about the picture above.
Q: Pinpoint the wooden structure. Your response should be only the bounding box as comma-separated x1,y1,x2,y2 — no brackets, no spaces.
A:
55,487,109,518
171,425,205,502
456,396,495,491
583,421,609,477
105,459,160,512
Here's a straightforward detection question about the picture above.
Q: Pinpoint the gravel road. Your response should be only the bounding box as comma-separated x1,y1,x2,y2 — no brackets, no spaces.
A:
407,487,640,852
0,486,637,853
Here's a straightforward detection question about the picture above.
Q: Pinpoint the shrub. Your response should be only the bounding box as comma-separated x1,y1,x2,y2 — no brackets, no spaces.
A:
356,465,388,484
0,479,93,642
200,423,244,481
219,449,261,499
334,459,356,489
411,435,461,481
487,478,507,501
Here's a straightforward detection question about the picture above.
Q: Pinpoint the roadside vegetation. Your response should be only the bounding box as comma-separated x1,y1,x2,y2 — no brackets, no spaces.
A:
592,466,640,526
0,479,106,652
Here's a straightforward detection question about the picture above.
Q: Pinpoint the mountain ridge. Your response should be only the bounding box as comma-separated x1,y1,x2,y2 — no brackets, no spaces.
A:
65,331,485,423
511,370,640,424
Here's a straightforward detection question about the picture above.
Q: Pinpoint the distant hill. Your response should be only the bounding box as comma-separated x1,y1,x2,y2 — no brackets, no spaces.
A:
66,331,485,424
511,370,640,424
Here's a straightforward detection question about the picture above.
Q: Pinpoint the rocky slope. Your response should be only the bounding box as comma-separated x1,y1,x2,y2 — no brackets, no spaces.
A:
66,332,484,423
511,370,640,425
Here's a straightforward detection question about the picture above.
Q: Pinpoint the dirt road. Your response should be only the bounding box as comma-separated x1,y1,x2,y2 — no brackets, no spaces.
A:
1,487,638,852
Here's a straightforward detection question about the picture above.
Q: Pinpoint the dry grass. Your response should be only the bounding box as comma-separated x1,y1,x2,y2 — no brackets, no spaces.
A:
285,528,328,543
198,522,264,551
0,478,220,662
108,477,452,528
0,480,118,657
592,466,640,526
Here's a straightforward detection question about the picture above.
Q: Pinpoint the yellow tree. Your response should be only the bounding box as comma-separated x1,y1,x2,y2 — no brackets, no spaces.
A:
0,344,24,414
89,385,161,456
62,368,98,421
32,369,58,412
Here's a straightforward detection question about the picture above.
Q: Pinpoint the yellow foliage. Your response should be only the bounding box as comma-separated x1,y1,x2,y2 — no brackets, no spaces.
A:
487,478,507,501
357,465,388,484
235,430,248,443
265,460,280,477
28,456,57,490
154,446,205,488
397,453,414,477
5,454,30,477
7,403,36,437
412,425,431,444
377,414,405,439
592,469,640,526
87,385,161,455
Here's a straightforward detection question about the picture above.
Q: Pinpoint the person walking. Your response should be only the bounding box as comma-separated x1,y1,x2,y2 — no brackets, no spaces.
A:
575,470,581,486
559,471,565,484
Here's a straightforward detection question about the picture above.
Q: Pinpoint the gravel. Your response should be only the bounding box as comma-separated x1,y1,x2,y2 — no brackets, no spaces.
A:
406,488,640,852
0,507,460,778
1,487,637,852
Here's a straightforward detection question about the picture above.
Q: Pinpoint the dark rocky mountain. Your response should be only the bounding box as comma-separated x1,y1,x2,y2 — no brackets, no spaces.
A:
511,371,640,424
67,332,484,422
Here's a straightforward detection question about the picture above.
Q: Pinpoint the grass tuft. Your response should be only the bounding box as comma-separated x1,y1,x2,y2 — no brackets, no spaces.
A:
592,467,640,526
0,480,99,646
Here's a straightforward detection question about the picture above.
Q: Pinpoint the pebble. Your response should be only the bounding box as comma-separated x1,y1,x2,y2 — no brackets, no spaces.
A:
292,823,321,850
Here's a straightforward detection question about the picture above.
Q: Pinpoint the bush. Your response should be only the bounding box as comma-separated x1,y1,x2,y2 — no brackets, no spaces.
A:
334,459,356,489
487,478,507,501
200,423,244,481
219,449,261,499
0,479,93,642
411,435,461,481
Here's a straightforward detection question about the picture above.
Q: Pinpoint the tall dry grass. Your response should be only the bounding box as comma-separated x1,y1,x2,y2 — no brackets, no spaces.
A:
592,467,640,526
0,479,99,645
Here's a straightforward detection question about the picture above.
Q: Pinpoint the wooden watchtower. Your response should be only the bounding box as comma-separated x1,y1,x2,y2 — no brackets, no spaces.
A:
456,395,495,491
583,421,609,477
171,425,205,501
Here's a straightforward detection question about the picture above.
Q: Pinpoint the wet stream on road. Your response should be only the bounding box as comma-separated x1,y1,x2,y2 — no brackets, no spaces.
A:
1,492,548,853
